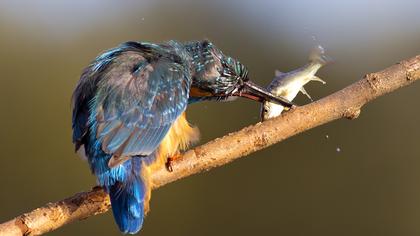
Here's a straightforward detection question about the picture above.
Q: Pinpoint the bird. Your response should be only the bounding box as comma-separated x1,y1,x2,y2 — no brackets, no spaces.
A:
72,40,293,234
261,45,331,121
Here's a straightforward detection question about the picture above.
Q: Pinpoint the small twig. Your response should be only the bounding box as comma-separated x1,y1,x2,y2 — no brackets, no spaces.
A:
0,55,419,236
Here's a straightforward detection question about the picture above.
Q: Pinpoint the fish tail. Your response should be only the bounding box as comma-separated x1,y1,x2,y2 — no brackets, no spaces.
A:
309,45,333,66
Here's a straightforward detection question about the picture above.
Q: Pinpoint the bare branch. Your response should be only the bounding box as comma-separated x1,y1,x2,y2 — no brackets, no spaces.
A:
0,55,419,236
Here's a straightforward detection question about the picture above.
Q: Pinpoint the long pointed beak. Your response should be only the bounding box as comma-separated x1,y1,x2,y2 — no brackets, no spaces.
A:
234,81,295,108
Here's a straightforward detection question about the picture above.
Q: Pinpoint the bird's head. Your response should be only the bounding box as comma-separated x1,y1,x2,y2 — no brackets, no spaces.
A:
185,40,293,108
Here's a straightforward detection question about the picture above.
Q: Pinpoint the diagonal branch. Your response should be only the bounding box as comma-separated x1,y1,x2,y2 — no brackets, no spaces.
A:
0,55,419,236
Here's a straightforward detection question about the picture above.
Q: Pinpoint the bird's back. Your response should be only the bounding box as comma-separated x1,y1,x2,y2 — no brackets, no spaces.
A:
71,40,195,234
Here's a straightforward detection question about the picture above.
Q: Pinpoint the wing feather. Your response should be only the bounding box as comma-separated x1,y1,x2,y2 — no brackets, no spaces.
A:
72,41,191,159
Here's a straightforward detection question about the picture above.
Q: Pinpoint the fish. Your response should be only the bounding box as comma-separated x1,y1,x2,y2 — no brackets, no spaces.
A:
261,45,332,121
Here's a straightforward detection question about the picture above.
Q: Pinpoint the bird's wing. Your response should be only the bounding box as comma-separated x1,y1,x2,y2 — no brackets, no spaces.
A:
73,42,190,161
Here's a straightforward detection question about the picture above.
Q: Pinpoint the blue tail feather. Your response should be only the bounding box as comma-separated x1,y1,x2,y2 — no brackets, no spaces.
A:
85,132,150,234
107,157,146,234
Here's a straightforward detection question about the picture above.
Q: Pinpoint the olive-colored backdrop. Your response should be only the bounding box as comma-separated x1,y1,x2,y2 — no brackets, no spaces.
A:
1,1,420,235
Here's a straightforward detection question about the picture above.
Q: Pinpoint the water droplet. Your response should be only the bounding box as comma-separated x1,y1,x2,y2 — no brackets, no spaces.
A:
325,134,329,139
336,147,341,152
141,17,145,21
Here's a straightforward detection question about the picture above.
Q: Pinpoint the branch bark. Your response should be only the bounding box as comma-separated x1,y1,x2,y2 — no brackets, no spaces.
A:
1,55,419,236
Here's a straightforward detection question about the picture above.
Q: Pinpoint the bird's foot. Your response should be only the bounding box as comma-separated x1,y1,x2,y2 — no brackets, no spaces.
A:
165,153,182,172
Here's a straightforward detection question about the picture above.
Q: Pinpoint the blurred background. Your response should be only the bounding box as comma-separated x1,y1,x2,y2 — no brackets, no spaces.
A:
1,0,420,235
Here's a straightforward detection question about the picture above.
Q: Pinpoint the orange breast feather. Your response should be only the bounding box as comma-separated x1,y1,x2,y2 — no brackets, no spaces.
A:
141,112,199,213
149,112,199,171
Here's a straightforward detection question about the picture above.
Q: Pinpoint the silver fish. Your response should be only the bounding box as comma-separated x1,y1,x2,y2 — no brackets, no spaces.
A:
261,45,331,121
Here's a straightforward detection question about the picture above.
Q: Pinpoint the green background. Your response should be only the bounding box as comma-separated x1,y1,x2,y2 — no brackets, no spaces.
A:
1,1,420,235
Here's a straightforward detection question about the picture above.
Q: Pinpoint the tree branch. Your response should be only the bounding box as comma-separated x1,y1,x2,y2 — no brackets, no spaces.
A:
1,55,419,236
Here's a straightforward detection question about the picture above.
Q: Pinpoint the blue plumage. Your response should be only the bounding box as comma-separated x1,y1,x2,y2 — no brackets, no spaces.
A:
72,40,293,234
108,157,146,234
73,41,192,234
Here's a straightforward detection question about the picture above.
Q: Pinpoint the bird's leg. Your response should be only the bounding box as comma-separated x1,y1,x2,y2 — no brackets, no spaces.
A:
165,153,182,172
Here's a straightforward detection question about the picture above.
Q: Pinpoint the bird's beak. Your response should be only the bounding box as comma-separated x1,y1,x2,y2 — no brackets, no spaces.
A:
235,80,295,108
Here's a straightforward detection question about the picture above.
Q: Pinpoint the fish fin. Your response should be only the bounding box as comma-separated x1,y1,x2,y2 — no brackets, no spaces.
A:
300,87,313,101
275,70,284,77
309,45,333,65
311,76,326,84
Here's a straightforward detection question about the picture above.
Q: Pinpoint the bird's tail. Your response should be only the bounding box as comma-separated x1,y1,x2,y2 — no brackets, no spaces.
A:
108,157,151,234
308,45,333,66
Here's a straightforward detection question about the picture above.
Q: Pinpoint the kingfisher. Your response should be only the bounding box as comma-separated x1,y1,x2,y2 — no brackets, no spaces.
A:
72,40,293,234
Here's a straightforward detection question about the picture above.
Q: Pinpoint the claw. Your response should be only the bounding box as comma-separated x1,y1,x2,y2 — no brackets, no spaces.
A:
165,158,174,172
165,153,182,172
